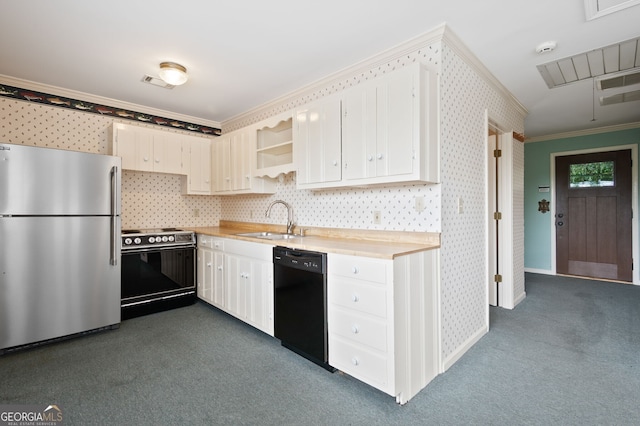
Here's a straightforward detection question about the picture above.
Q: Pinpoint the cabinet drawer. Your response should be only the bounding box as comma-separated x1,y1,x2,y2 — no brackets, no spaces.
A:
197,235,225,250
329,279,387,318
329,255,387,283
329,308,387,352
329,336,388,391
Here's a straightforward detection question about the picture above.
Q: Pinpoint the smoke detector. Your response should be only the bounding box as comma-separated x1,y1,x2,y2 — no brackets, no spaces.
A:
536,41,557,54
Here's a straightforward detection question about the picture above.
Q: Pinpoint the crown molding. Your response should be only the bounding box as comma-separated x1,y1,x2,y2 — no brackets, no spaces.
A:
0,74,221,129
525,122,640,143
223,24,448,128
441,26,528,119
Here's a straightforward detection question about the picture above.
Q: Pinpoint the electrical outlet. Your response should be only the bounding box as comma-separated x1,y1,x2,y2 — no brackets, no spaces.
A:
415,196,425,212
373,210,381,224
194,208,200,217
457,197,463,214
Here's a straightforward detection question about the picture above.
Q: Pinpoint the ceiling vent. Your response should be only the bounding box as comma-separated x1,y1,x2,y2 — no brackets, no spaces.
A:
141,74,175,89
600,89,640,105
585,0,640,20
537,37,640,89
597,69,640,89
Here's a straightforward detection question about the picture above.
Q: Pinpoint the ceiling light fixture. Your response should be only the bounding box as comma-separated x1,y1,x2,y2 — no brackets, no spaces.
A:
158,62,188,86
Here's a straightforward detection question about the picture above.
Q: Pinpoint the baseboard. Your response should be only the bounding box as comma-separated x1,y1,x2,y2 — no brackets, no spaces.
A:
442,325,487,372
524,268,554,275
514,291,527,307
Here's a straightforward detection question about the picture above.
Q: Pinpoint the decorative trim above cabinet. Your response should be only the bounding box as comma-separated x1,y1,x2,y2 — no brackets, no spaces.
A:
0,77,221,136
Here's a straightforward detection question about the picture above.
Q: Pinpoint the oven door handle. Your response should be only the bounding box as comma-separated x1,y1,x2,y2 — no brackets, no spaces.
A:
122,245,196,254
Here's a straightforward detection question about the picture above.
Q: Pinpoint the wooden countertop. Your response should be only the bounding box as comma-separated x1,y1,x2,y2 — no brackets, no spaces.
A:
185,221,440,259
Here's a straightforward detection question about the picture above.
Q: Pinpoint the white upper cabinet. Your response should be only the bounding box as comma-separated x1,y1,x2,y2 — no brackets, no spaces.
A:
212,127,276,195
255,113,294,178
111,123,185,174
182,135,212,195
294,93,342,188
294,63,439,189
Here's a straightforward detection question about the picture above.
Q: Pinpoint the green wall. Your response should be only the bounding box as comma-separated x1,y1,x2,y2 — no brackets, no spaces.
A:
524,127,640,271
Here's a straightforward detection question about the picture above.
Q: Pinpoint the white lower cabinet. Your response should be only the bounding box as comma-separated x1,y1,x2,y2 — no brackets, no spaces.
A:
197,235,225,309
327,249,440,404
196,235,274,336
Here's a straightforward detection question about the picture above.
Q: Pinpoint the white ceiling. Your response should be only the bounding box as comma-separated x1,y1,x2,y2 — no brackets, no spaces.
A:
1,0,639,139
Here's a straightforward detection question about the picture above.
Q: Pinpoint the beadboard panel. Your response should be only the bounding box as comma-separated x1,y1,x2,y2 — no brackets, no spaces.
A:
0,97,220,229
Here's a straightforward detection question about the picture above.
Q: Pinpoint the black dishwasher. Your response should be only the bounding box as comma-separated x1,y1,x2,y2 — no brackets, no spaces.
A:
273,246,334,371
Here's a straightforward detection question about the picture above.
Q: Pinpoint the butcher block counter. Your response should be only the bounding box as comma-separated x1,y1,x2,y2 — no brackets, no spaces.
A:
186,220,440,259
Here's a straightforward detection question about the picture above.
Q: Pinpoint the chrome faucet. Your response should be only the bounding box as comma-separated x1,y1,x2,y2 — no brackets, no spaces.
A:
265,200,294,234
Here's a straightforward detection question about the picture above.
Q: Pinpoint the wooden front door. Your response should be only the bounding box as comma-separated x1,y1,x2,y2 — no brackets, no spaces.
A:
555,149,632,282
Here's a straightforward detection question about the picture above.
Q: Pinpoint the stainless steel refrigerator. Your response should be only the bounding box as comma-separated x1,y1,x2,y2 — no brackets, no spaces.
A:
0,143,121,351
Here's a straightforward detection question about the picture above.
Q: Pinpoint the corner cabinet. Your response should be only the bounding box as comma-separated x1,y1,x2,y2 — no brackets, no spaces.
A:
327,249,440,405
212,127,276,195
255,113,294,178
196,235,274,336
295,63,439,190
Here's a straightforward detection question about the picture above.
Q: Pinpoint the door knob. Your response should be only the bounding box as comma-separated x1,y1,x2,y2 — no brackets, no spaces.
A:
557,221,564,226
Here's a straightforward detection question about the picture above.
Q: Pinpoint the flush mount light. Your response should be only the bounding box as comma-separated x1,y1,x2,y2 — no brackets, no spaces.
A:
158,62,188,86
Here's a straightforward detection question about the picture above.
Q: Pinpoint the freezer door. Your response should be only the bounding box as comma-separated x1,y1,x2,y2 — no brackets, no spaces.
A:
0,216,121,350
0,144,121,216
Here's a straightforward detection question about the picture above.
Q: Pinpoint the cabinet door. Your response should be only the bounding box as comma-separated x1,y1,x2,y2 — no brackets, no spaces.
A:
212,251,225,308
212,136,232,192
377,65,416,177
245,259,272,334
153,132,183,175
197,248,214,303
113,124,153,171
231,130,253,191
342,80,377,181
225,255,248,320
294,94,342,186
185,136,211,194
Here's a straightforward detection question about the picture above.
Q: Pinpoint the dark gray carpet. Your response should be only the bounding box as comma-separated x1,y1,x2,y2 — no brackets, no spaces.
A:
1,273,639,425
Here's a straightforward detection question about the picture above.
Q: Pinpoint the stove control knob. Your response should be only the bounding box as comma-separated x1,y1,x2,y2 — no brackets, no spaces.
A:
149,237,155,243
162,236,168,242
168,236,175,242
124,238,132,245
134,238,141,244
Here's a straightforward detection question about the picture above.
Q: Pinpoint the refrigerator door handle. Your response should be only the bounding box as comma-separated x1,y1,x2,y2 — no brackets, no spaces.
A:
110,166,118,266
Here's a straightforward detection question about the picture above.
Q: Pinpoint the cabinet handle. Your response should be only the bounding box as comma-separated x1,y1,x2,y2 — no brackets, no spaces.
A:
351,357,359,366
206,262,212,268
368,155,374,162
351,294,359,302
352,266,359,274
143,157,149,162
377,153,383,160
351,325,359,334
217,266,223,271
333,160,338,166
155,158,160,163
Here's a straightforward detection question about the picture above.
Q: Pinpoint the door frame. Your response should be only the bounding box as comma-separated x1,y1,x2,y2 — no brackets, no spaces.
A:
550,144,639,285
486,115,517,309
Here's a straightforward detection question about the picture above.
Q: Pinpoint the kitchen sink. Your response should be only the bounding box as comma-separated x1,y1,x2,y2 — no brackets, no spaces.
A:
234,231,305,240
